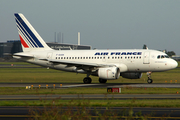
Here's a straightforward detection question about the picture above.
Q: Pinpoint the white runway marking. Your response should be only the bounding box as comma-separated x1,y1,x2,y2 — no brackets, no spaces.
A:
62,84,100,88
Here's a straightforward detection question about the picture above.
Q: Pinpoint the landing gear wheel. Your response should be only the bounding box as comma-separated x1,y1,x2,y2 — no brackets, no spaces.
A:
83,77,92,84
147,72,153,84
147,79,153,84
99,78,107,83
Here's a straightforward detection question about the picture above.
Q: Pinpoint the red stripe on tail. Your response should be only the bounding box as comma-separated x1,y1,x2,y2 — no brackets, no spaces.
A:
19,35,29,48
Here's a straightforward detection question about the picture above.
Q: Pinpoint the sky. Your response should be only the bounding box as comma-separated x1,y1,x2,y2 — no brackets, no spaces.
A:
0,0,180,54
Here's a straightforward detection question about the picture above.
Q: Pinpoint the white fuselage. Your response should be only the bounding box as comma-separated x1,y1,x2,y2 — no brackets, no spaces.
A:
15,49,178,74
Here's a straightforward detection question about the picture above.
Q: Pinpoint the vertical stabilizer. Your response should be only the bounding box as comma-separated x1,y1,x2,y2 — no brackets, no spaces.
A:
14,13,52,52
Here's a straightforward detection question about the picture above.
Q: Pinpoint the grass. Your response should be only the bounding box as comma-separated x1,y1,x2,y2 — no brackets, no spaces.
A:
0,67,179,83
27,99,173,120
0,62,180,111
1,99,180,108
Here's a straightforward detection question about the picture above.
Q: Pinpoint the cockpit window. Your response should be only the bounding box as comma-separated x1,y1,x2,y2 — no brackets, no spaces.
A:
161,55,165,58
157,55,169,59
165,55,169,58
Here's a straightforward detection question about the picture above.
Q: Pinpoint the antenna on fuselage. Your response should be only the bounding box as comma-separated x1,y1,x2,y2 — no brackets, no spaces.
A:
143,44,148,50
78,32,80,45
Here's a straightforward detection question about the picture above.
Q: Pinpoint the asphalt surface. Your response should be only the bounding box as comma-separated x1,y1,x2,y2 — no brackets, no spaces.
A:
0,94,180,100
0,83,180,88
0,85,179,119
0,81,180,119
0,83,179,120
0,106,180,120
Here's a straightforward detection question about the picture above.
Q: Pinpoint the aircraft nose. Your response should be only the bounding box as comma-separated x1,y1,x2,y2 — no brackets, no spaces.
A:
169,59,178,69
174,60,178,68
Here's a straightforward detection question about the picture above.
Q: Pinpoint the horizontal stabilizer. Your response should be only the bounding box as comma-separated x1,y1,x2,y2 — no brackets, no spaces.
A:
13,53,34,58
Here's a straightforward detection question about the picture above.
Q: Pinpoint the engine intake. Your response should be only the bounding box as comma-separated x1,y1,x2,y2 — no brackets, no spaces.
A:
98,67,120,80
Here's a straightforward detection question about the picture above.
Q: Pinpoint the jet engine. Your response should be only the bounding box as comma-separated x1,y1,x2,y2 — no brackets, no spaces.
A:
98,67,120,80
121,72,142,79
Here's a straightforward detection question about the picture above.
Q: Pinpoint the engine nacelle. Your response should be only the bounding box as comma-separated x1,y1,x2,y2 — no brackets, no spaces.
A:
121,72,142,79
98,67,120,80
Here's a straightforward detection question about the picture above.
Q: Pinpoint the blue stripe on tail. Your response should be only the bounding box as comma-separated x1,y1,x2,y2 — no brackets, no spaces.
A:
14,13,44,48
16,20,35,48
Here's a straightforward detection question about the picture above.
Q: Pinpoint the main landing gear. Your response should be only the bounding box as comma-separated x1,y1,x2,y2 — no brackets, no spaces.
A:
99,78,107,83
147,72,153,84
83,77,92,84
83,77,107,84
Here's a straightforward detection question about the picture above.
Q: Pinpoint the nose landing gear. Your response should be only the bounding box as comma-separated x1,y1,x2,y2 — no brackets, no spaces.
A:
147,79,153,84
147,72,153,84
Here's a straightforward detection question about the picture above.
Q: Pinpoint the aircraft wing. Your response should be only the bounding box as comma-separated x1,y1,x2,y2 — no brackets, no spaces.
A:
47,59,114,68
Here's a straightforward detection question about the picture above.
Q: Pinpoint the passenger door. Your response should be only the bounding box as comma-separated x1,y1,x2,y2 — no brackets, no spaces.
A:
143,52,150,64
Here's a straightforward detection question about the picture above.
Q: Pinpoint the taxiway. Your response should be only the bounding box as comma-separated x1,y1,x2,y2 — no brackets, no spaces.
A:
0,83,180,88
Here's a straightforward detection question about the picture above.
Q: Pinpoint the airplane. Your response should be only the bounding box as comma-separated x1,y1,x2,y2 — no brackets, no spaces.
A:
13,13,178,84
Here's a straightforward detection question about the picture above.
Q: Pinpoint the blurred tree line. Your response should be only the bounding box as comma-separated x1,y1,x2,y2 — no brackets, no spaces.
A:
165,50,176,57
143,45,176,57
